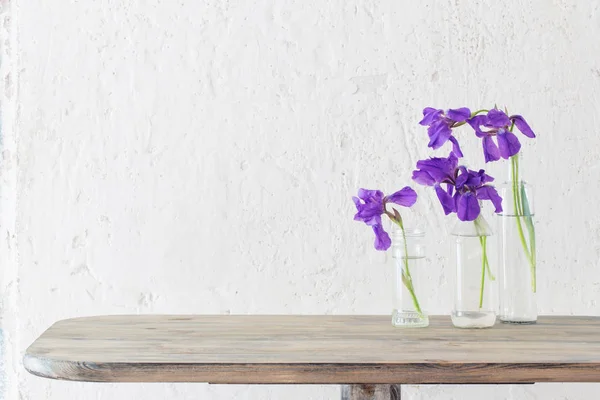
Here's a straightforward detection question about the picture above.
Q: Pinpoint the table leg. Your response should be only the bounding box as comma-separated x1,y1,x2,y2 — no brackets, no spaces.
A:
341,384,401,400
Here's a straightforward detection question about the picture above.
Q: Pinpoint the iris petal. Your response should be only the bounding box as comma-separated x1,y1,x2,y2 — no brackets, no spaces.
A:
477,169,494,184
511,115,536,138
353,189,385,226
468,115,488,137
455,192,481,221
482,136,501,163
427,121,452,149
414,153,458,183
419,107,443,126
477,185,503,214
435,185,455,215
372,225,392,251
412,170,436,186
464,169,483,187
486,109,511,128
446,107,471,122
448,136,464,158
386,187,417,207
354,202,383,226
497,129,522,159
357,189,384,202
455,167,469,189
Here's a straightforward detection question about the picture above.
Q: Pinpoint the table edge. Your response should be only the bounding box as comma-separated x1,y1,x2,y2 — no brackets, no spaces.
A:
23,354,600,384
25,315,600,384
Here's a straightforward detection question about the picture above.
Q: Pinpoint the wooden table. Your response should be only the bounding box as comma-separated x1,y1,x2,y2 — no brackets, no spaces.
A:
24,315,600,399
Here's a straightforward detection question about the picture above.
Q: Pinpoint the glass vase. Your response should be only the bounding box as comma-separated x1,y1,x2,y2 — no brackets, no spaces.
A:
451,214,496,328
498,153,537,323
391,229,428,328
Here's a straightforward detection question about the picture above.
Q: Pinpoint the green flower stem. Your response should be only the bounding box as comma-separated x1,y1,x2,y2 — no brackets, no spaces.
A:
473,216,492,309
510,154,537,292
392,218,423,316
479,236,487,308
480,235,495,280
511,157,530,258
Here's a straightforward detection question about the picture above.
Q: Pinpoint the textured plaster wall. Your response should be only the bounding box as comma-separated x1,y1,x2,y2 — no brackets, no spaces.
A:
2,0,600,399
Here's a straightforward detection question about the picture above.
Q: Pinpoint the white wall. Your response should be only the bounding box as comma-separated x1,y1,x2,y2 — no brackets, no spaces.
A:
2,0,600,399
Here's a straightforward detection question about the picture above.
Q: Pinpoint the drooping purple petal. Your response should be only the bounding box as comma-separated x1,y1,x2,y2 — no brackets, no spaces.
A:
486,109,511,128
419,107,443,126
386,187,417,208
412,170,435,186
435,185,455,215
427,120,452,149
372,225,392,251
482,136,501,163
448,136,464,158
468,115,488,137
352,196,361,208
496,129,522,159
446,107,471,122
511,115,536,138
455,192,481,221
477,185,503,214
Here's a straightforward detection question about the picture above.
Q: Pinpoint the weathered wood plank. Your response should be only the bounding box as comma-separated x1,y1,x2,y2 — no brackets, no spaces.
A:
341,384,401,399
24,315,600,384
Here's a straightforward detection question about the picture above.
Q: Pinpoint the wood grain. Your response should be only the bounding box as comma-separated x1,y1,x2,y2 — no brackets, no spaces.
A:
24,315,600,384
341,384,401,400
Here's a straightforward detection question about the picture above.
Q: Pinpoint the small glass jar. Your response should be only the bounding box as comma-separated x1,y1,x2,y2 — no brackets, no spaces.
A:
451,215,497,328
391,229,428,328
497,153,537,323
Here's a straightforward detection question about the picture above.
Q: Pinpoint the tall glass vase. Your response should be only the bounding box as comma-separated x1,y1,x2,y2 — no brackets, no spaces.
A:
391,229,428,328
451,214,496,329
498,153,537,323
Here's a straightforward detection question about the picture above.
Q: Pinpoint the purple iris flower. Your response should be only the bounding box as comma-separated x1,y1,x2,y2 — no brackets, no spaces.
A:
468,109,536,162
352,187,417,251
419,107,471,158
412,153,502,221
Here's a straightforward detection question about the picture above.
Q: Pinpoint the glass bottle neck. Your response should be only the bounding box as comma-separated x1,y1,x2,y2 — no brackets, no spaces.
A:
450,213,493,237
391,228,425,258
502,151,534,216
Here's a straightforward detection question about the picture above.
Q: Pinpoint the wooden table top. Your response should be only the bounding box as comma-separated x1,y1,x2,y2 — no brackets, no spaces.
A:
24,315,600,384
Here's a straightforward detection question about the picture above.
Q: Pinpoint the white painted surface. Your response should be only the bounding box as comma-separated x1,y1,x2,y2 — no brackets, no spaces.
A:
2,0,600,398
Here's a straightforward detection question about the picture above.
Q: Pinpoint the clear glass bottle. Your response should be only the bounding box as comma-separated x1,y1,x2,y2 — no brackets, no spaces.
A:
498,153,537,323
391,229,428,328
451,215,497,328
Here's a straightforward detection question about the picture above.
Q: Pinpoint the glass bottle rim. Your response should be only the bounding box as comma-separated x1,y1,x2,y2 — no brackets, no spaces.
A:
391,228,425,239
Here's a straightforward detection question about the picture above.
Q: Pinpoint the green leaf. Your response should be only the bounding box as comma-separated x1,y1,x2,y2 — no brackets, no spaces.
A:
520,182,537,290
520,183,535,243
520,182,532,217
